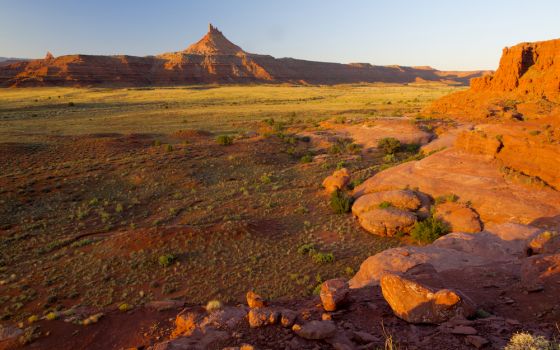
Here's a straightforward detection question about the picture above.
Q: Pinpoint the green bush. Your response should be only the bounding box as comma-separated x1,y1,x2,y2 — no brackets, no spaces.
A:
410,216,449,243
300,154,313,163
312,252,335,264
378,201,392,209
378,137,401,155
216,135,233,146
297,243,316,255
330,189,352,214
158,254,177,267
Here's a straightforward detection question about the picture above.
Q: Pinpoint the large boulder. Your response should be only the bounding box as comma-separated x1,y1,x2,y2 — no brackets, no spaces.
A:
172,306,247,338
351,189,422,215
322,168,351,193
349,245,491,288
320,278,349,312
434,202,482,233
380,273,476,324
357,208,417,236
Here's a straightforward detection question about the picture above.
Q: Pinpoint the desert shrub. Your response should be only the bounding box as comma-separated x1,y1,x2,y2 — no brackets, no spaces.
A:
401,143,420,153
153,139,161,147
158,254,176,267
165,144,173,152
378,137,401,155
330,189,352,214
300,154,313,163
67,102,75,107
383,154,396,163
504,332,559,350
378,201,393,209
435,193,459,204
216,135,233,146
297,243,316,255
312,252,335,264
118,303,133,312
410,216,450,243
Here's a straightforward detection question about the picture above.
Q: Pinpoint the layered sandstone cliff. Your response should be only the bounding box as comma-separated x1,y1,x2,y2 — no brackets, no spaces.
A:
0,24,488,87
427,38,560,120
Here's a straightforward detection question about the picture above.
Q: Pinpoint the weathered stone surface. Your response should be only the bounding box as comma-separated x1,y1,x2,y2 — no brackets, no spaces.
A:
380,273,476,324
151,329,229,350
465,335,489,349
172,306,246,337
320,278,349,311
280,309,297,328
248,308,279,328
353,149,560,225
294,320,337,340
323,168,350,193
349,245,492,289
351,190,421,215
521,253,560,288
526,231,560,256
357,208,417,236
434,202,482,233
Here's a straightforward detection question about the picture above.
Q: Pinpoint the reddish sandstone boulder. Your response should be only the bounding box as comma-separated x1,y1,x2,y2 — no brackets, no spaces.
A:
357,207,417,236
246,291,265,309
320,279,349,311
322,168,350,193
434,202,482,233
380,273,476,324
351,189,422,216
248,308,279,328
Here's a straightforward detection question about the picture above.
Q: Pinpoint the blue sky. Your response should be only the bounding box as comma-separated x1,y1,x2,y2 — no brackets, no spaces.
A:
0,0,558,70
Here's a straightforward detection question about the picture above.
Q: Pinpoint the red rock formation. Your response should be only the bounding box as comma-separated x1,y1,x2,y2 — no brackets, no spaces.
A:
0,24,488,87
428,38,560,119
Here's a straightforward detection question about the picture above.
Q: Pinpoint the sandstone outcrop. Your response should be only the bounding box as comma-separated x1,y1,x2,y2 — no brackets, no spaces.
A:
353,148,560,226
320,278,349,311
357,207,417,236
427,38,560,120
0,25,488,87
434,202,482,233
322,168,350,193
380,273,476,324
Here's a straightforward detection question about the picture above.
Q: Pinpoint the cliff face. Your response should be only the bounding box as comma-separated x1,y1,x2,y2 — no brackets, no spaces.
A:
0,24,488,87
428,38,560,119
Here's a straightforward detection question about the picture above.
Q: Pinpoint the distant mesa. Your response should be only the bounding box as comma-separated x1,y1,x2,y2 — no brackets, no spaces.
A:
0,24,490,87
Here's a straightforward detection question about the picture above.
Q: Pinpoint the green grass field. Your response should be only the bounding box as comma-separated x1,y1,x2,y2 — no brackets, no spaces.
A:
0,83,461,142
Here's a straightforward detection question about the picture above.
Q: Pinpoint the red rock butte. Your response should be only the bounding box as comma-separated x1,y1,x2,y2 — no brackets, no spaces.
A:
0,24,489,87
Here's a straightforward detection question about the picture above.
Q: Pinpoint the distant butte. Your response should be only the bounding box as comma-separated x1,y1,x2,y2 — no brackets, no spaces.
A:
0,24,491,87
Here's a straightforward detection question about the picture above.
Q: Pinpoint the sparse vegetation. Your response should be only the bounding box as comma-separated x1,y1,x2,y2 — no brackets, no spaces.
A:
410,216,450,243
504,332,559,350
158,254,177,267
378,137,401,155
330,189,352,214
216,134,233,145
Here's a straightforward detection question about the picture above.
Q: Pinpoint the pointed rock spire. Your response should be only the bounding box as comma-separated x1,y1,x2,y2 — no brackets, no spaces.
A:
184,24,244,55
45,51,54,60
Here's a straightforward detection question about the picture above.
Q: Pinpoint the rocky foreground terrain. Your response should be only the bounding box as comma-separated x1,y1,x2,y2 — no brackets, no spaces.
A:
0,24,488,87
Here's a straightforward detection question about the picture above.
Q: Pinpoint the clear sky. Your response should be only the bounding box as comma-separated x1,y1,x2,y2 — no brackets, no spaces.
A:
1,0,559,70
